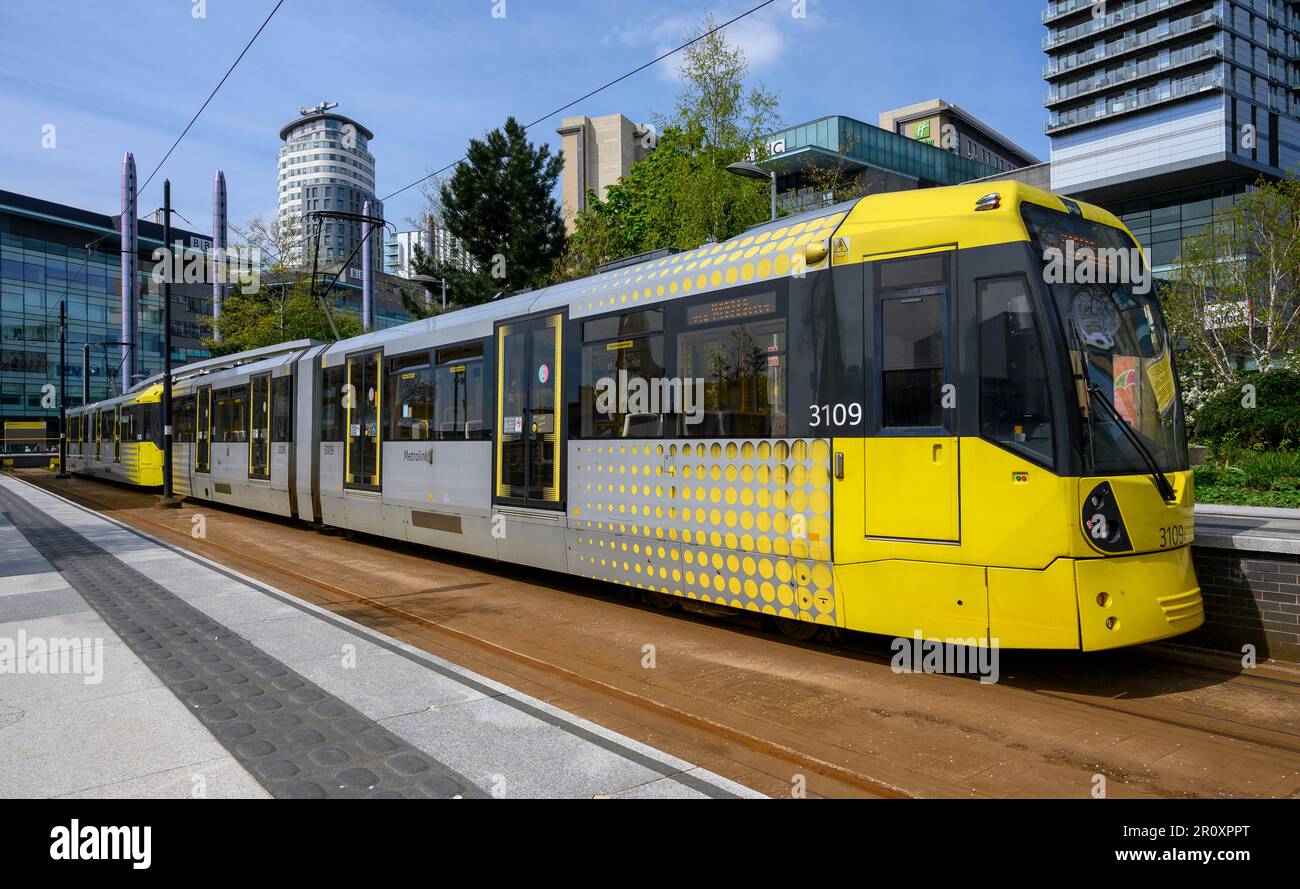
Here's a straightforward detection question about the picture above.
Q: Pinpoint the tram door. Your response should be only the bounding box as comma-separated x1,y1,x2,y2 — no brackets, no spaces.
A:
93,410,101,461
249,373,270,480
865,250,959,542
196,386,211,472
344,350,382,490
113,405,121,463
494,313,563,509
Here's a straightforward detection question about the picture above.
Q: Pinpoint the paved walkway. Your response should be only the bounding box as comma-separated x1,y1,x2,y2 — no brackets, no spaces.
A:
0,474,760,799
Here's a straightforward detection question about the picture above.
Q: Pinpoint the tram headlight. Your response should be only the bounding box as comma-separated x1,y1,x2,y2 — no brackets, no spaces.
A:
1081,482,1131,554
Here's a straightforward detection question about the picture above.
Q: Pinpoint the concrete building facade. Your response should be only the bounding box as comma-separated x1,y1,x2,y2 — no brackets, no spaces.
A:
556,113,655,233
880,98,1041,175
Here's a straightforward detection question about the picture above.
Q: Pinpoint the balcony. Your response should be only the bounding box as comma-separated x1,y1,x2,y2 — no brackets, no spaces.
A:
1044,8,1221,79
1045,68,1224,133
1043,0,1201,52
1042,0,1098,24
1045,37,1222,106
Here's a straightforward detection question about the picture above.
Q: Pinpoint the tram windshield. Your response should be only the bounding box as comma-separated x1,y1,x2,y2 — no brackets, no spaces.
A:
1022,203,1188,476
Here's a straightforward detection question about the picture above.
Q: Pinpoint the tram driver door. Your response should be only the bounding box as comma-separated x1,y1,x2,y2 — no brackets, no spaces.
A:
865,249,960,543
494,313,564,512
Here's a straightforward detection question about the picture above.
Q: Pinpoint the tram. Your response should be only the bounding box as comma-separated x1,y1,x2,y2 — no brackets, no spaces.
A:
67,181,1203,650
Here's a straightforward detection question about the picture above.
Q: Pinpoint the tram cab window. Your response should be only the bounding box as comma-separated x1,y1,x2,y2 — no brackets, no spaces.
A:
388,353,433,441
127,404,161,447
320,364,345,441
978,276,1054,465
677,294,786,437
580,309,665,438
434,343,486,439
272,376,293,442
214,386,247,443
175,396,196,442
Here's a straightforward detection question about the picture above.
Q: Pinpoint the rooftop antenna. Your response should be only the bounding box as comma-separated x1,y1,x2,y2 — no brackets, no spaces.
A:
299,101,338,116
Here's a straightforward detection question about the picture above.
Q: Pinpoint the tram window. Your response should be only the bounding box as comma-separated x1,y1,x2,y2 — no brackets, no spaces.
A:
320,364,345,441
434,344,485,439
388,361,433,441
583,308,662,342
879,253,945,291
978,276,1054,465
214,387,247,443
677,316,787,437
129,405,161,447
175,396,195,442
272,377,293,442
881,293,945,429
580,323,665,438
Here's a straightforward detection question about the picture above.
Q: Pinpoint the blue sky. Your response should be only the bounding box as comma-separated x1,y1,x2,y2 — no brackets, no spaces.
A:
0,0,1050,236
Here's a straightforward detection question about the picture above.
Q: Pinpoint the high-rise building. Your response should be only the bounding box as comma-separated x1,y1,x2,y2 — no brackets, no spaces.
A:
556,113,655,233
384,223,472,279
277,102,382,274
1042,0,1300,275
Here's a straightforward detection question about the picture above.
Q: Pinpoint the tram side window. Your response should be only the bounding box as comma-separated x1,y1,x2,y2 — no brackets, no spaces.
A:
434,343,486,439
580,310,664,438
320,364,345,441
214,387,247,443
978,276,1054,465
677,297,787,437
175,396,196,442
272,377,293,442
388,353,433,441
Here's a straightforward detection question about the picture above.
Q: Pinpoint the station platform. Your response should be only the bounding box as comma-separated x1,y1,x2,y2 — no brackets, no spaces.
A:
1194,503,1300,556
0,474,761,799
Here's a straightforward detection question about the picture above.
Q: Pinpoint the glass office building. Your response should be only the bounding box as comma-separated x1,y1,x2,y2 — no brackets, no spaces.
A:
761,115,1010,214
0,190,213,441
1043,0,1300,275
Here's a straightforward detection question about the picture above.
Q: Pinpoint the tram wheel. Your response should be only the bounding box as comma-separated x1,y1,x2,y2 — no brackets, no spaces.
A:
773,616,820,642
645,591,678,611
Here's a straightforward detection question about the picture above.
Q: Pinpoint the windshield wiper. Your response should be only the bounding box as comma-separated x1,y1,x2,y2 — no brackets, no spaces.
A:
1087,384,1177,503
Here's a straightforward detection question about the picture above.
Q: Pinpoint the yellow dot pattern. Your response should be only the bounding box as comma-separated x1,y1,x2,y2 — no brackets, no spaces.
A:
569,210,848,318
569,438,838,627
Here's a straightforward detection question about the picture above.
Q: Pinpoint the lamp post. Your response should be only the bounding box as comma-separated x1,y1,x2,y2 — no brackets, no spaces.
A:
726,161,777,221
155,180,181,509
409,274,448,313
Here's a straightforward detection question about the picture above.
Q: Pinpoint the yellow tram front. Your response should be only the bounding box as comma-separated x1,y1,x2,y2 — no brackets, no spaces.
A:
823,182,1200,650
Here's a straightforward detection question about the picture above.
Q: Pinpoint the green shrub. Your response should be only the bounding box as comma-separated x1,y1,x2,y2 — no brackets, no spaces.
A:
1191,369,1300,449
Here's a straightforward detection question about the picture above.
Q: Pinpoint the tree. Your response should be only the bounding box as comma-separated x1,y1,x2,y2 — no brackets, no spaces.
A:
207,277,362,356
554,13,781,281
424,116,565,306
204,214,360,355
801,135,867,208
1166,175,1300,397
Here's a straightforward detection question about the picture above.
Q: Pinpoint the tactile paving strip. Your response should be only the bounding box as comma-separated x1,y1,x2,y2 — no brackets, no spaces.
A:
0,489,487,799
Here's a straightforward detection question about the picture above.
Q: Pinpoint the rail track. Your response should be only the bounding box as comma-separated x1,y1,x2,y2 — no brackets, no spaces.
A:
19,471,1300,798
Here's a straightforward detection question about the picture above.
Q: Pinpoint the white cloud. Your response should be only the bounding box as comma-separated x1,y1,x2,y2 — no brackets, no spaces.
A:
602,3,798,84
